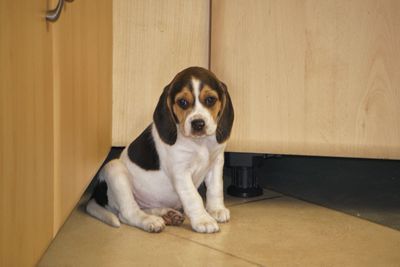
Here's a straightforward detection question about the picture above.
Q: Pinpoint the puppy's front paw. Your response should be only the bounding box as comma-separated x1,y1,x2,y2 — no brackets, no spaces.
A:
191,214,219,233
141,215,166,233
207,207,230,223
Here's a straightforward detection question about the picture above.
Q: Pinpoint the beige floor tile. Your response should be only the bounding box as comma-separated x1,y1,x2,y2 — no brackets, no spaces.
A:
38,205,256,267
167,197,400,267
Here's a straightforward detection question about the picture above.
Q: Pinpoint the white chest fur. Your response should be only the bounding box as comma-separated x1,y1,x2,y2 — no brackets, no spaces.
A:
173,136,222,187
155,126,225,185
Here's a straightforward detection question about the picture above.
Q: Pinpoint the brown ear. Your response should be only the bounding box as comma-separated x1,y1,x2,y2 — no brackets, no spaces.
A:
153,85,177,145
216,82,234,143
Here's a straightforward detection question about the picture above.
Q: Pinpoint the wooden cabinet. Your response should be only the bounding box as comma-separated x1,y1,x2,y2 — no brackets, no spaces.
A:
112,0,210,146
0,0,112,266
0,1,54,266
211,0,400,159
52,0,112,233
112,0,400,159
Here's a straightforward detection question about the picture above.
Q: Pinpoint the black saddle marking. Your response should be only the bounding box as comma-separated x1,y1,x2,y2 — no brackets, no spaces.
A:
127,124,160,170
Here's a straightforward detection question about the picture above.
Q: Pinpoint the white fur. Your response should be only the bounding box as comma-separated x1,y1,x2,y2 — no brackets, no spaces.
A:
183,78,218,137
86,199,120,227
87,77,229,233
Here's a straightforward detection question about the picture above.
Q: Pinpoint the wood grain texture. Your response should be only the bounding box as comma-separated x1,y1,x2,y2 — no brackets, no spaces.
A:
112,0,210,146
0,0,54,266
211,0,400,159
52,0,112,233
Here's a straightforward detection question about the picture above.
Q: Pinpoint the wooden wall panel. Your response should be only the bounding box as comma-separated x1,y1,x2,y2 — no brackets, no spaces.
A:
52,0,112,232
0,1,54,266
112,0,210,146
211,0,400,159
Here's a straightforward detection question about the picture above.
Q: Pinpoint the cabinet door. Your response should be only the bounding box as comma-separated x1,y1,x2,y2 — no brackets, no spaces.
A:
0,0,54,266
112,0,210,146
52,0,112,232
211,0,400,159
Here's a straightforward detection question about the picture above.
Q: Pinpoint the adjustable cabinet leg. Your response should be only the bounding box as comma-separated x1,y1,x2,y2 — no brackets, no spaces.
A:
226,153,263,198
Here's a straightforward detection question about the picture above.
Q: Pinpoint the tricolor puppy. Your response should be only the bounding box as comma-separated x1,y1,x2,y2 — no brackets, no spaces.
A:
87,67,234,233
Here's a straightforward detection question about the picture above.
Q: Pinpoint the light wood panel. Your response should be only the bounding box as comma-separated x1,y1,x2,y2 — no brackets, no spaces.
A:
52,0,112,232
211,0,400,159
0,0,54,266
112,0,210,146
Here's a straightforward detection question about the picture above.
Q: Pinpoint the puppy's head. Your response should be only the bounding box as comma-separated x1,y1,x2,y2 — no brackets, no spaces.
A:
153,67,234,145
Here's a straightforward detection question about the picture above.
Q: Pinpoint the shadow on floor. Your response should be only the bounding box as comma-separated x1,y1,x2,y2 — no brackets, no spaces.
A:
256,155,400,230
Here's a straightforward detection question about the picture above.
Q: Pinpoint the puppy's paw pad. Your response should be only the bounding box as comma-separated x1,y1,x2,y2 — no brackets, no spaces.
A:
142,215,165,233
208,208,230,223
162,209,185,226
191,215,219,233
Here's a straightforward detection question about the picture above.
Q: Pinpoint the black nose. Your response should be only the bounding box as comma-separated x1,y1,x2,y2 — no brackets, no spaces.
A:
191,119,205,131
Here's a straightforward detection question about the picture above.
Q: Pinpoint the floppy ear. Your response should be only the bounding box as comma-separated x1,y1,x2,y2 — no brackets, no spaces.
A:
216,82,234,144
153,85,177,145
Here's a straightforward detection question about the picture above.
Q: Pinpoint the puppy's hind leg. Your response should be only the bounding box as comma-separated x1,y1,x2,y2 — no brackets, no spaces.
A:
103,160,165,233
143,208,185,226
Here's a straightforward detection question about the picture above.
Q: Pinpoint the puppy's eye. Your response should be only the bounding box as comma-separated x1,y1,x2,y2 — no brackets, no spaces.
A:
204,96,217,107
177,98,189,109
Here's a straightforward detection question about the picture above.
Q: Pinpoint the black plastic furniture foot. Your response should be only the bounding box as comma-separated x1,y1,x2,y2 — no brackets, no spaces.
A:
226,153,263,198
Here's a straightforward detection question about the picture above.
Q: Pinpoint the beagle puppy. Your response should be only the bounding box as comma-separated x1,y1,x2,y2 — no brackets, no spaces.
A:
86,67,234,233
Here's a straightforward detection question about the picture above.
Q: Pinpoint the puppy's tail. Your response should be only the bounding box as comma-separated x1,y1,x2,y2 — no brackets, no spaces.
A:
86,199,120,227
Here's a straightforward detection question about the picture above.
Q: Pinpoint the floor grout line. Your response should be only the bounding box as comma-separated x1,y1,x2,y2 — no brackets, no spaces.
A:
166,231,264,267
226,195,283,208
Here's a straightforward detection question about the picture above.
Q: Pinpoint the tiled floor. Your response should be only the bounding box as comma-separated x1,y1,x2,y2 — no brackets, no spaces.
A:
39,189,400,267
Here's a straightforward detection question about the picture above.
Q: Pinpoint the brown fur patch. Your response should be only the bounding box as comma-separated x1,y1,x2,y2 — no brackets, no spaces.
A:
199,86,222,121
172,87,194,129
